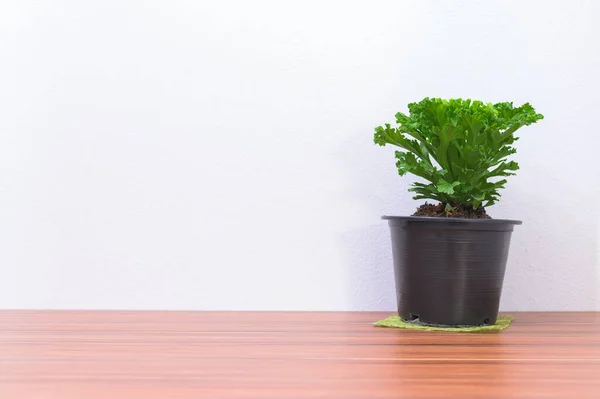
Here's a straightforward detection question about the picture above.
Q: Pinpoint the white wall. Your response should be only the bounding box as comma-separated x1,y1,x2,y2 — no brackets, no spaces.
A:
1,0,598,310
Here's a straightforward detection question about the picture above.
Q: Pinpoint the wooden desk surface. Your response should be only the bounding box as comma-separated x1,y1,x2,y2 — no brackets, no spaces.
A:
0,311,598,398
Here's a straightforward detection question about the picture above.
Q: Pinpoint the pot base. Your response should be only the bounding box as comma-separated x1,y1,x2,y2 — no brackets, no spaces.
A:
401,316,494,328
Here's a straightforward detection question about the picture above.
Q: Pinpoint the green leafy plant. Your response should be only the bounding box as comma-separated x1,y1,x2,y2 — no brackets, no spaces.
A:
374,98,543,210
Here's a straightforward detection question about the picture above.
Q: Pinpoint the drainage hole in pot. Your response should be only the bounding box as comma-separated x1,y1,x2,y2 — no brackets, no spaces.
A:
409,313,419,321
483,318,491,325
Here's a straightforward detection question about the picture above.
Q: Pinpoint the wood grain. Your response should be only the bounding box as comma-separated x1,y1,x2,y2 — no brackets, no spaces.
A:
0,311,599,398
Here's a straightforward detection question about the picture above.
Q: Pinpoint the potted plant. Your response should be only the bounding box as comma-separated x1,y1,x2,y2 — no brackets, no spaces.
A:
374,98,543,327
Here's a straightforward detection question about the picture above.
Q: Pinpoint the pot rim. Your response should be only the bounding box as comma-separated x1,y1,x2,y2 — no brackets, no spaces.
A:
381,215,522,225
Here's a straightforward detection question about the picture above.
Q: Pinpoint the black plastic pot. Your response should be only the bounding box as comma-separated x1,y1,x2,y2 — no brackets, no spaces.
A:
382,216,521,327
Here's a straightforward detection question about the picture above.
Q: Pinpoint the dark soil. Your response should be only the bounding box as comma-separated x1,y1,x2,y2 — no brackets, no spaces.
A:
412,202,491,219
